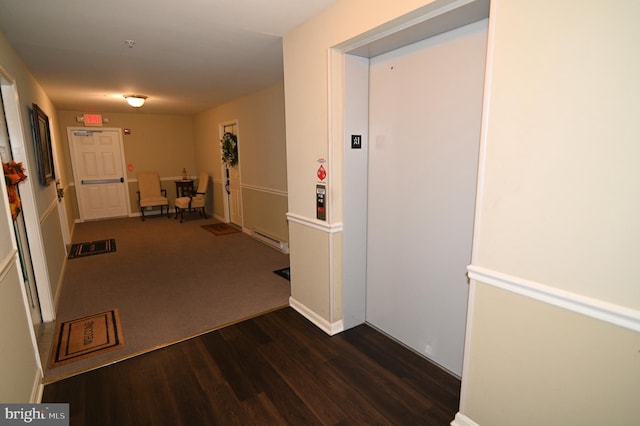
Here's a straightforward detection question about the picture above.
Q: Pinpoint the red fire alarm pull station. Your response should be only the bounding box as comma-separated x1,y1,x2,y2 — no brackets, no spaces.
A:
316,185,326,221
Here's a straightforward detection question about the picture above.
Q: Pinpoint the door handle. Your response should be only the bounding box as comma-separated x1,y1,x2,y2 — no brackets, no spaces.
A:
81,177,124,184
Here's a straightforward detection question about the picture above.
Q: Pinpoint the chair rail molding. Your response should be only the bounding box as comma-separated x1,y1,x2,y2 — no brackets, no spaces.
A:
286,212,343,234
467,264,640,332
0,249,18,283
242,183,287,197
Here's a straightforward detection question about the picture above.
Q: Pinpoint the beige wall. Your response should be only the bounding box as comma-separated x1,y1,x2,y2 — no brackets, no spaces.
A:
242,187,288,243
288,221,332,318
465,283,640,426
193,81,288,241
0,264,39,401
462,0,640,424
473,0,640,309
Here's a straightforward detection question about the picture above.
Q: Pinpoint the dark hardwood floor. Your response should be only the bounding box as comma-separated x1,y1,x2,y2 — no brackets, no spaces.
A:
42,307,460,425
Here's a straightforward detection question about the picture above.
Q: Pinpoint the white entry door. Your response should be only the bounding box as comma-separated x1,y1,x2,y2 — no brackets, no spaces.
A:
221,122,242,226
69,128,129,221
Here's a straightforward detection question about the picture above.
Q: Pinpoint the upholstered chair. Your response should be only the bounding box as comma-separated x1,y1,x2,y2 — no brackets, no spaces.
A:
175,171,209,223
136,172,170,221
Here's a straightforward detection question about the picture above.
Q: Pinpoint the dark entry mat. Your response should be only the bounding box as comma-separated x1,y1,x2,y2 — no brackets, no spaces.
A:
201,223,241,236
273,267,290,281
68,239,116,259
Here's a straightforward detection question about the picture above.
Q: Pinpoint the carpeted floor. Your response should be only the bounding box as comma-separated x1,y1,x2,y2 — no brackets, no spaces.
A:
43,217,290,383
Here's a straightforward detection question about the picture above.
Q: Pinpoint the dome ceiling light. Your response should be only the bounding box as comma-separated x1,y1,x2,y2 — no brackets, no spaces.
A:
124,94,147,108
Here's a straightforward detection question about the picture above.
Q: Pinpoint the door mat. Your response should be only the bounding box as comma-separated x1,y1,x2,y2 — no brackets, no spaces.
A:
201,223,241,236
273,267,290,281
49,309,124,367
68,239,116,259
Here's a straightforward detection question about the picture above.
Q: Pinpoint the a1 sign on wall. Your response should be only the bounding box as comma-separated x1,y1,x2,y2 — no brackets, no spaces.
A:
351,135,362,149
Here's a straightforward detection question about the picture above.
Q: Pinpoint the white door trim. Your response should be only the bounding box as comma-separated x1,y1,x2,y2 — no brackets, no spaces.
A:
0,66,55,323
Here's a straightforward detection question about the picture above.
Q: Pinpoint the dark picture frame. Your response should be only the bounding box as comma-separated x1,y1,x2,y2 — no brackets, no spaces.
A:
31,103,55,185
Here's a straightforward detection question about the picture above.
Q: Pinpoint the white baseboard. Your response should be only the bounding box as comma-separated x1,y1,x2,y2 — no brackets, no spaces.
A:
31,371,44,403
451,412,479,426
289,297,344,335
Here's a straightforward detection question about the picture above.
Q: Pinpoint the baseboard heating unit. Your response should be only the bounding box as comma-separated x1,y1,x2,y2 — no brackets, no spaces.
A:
251,228,289,254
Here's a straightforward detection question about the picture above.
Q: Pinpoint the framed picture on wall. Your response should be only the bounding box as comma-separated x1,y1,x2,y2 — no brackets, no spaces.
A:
31,103,55,185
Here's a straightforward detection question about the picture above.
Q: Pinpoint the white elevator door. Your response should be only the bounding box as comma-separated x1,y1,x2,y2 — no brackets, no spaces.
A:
366,20,488,375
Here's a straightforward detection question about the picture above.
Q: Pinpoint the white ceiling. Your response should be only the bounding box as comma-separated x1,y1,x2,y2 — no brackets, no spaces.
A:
0,0,337,115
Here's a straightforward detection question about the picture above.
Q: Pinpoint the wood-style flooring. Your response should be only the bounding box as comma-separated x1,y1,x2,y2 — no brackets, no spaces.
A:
42,307,460,425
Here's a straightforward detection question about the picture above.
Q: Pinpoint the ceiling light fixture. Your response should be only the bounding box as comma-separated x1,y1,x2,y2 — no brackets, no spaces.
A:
124,95,147,108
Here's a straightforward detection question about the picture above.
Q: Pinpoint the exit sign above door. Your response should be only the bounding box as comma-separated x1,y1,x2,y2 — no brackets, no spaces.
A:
84,114,103,126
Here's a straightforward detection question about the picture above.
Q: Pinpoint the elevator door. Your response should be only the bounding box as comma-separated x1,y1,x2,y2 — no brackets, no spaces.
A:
366,20,488,375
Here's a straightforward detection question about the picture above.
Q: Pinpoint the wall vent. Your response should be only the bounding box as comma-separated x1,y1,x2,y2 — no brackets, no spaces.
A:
252,228,289,254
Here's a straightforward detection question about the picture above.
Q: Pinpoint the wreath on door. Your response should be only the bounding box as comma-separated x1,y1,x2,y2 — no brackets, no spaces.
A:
221,132,238,167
